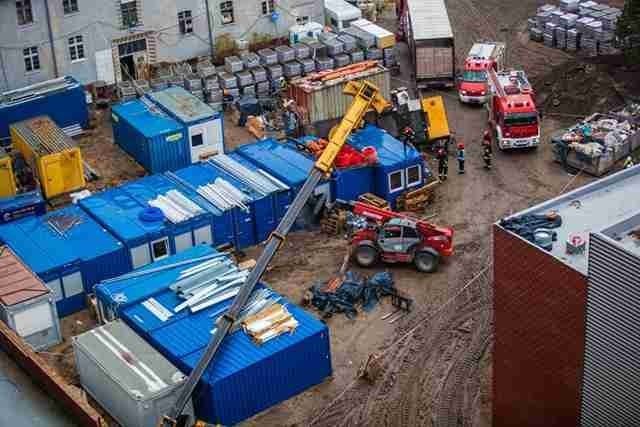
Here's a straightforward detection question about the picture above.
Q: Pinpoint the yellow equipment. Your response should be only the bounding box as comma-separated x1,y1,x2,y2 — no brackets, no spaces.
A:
0,154,17,198
159,80,390,427
10,116,85,199
421,95,451,144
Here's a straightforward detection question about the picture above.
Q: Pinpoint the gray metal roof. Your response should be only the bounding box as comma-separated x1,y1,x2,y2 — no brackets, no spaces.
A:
499,165,640,275
406,0,454,40
73,320,186,401
147,86,215,124
598,212,640,259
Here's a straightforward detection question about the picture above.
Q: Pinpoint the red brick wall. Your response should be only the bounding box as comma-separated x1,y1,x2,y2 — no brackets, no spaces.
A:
493,225,587,427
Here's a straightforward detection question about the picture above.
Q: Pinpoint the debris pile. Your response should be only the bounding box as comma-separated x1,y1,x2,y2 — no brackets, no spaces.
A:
307,271,397,318
500,213,563,251
242,303,299,345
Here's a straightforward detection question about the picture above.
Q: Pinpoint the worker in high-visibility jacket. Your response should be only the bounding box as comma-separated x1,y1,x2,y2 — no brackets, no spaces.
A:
624,156,635,169
457,142,465,174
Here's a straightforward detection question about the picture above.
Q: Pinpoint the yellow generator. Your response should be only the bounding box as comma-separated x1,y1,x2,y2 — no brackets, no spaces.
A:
10,116,85,199
0,153,17,198
421,95,451,147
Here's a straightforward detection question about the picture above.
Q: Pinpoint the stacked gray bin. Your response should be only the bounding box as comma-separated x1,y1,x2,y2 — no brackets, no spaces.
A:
236,70,254,87
338,34,357,53
544,22,557,47
323,38,345,57
383,48,396,67
306,41,327,59
283,61,302,78
256,81,270,94
333,54,350,68
118,81,136,101
258,48,278,66
298,58,316,75
350,50,365,63
250,67,267,83
556,26,567,49
218,72,238,89
275,46,295,64
293,43,311,60
241,52,260,69
366,47,383,60
184,74,202,91
265,64,283,80
567,28,580,50
169,75,185,88
342,26,375,48
315,57,334,71
242,85,256,96
150,77,169,91
73,321,194,427
224,55,244,73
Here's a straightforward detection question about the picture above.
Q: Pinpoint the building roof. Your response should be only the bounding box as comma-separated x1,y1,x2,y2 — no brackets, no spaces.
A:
235,139,312,188
406,0,454,40
0,206,123,276
146,87,216,125
348,125,423,170
598,212,640,259
172,163,260,201
499,165,640,275
0,246,49,306
111,99,183,138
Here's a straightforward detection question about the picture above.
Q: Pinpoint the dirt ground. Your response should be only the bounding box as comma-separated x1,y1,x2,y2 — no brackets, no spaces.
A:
38,1,640,426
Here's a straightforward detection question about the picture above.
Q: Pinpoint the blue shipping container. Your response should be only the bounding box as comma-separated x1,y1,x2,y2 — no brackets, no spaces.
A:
95,245,218,322
0,191,46,224
0,206,128,316
78,187,178,270
120,174,215,251
171,164,257,249
146,87,225,160
348,125,429,208
119,284,331,425
111,99,190,173
0,76,89,142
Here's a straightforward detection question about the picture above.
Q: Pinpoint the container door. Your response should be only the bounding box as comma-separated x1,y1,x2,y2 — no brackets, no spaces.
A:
45,279,63,302
0,157,16,198
194,225,213,246
131,244,151,268
188,118,223,163
40,156,66,198
12,302,54,338
62,272,84,298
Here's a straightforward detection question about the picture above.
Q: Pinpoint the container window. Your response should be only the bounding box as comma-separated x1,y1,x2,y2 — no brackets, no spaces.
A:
16,0,33,26
174,232,192,253
62,272,83,297
45,279,63,302
388,170,404,193
151,237,170,261
191,133,204,147
220,1,234,24
194,225,213,245
406,165,422,187
131,244,151,268
13,303,53,337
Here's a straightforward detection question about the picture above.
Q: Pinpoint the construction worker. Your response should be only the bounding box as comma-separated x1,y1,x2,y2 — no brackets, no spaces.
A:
624,156,635,169
436,147,448,181
482,140,493,170
457,142,465,174
482,129,492,147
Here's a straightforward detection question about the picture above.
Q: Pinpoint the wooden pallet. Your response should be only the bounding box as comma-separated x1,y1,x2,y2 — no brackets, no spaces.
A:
321,209,347,235
358,193,390,210
396,180,438,212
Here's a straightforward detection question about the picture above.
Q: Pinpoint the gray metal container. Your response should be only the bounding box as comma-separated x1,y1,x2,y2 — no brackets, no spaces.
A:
241,85,257,96
323,38,345,57
283,61,302,78
337,34,357,53
184,74,202,91
341,26,375,48
315,57,334,71
218,72,238,89
298,58,316,74
197,64,217,79
265,64,283,80
333,54,350,68
275,45,296,64
258,48,278,66
349,50,365,63
236,70,254,87
241,52,261,69
306,41,327,59
203,77,219,91
256,81,270,94
224,55,244,73
530,27,544,42
250,67,267,83
293,43,311,60
366,48,383,60
208,89,223,103
73,321,194,427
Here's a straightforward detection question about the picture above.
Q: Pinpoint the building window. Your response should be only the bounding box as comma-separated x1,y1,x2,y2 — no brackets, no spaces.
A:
151,237,169,261
23,46,40,72
178,10,193,34
121,0,139,28
68,35,85,62
191,133,204,147
388,170,404,193
63,0,78,14
16,0,33,26
296,16,309,25
118,38,146,56
261,0,275,15
406,165,422,187
220,1,234,24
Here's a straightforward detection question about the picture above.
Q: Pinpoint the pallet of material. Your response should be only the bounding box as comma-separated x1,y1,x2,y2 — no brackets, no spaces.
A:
396,181,438,212
358,192,390,210
321,209,348,235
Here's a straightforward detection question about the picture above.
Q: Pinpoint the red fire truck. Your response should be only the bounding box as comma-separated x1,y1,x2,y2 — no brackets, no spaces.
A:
458,42,505,104
487,69,540,150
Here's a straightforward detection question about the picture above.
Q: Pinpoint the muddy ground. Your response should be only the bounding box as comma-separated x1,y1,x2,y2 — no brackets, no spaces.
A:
41,0,640,426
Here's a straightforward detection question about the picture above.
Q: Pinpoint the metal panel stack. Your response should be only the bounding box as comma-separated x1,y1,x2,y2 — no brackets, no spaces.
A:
118,82,136,101
218,72,238,90
544,22,557,47
265,64,283,80
350,50,365,63
241,52,260,69
323,37,345,57
567,28,580,51
150,77,169,91
559,0,579,12
241,85,256,97
283,61,302,78
341,26,375,49
332,54,350,68
383,47,396,67
556,26,567,49
250,67,267,84
258,48,278,66
305,40,328,59
315,57,334,72
292,43,310,60
338,34,357,53
275,45,295,64
236,70,254,88
298,58,316,75
224,55,244,73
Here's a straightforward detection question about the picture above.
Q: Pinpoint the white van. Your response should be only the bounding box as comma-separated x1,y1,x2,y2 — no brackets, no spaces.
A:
325,0,362,32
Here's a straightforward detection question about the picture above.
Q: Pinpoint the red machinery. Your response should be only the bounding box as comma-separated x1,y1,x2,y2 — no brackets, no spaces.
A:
458,42,505,104
487,69,540,150
348,201,454,273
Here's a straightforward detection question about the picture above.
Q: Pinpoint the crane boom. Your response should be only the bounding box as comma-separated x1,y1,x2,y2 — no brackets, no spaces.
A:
160,80,390,427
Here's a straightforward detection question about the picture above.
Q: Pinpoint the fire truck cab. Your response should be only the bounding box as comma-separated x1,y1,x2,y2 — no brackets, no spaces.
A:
458,42,505,104
487,69,540,150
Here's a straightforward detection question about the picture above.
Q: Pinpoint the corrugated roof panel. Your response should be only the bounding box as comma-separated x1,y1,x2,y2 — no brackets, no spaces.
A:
406,0,454,40
146,87,216,125
0,246,49,306
111,99,183,138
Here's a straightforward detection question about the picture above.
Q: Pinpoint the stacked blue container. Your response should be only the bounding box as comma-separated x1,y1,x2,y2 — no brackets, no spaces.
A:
78,187,179,270
0,206,128,316
348,125,429,208
169,164,258,249
111,99,190,173
119,175,215,251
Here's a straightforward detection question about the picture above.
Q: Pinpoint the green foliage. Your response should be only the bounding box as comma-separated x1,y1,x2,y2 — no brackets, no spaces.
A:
616,0,640,63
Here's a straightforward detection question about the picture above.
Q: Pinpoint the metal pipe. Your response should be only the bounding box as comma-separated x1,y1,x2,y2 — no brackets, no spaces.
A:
43,0,59,78
204,0,215,60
